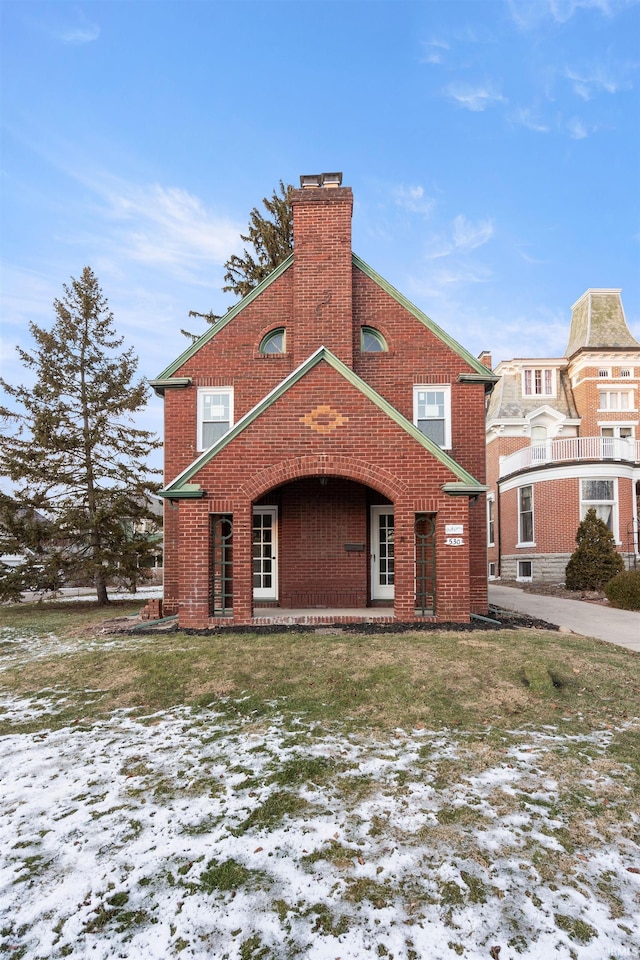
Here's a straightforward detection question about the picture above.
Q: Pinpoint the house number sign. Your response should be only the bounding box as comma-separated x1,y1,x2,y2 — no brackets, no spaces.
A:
444,524,464,546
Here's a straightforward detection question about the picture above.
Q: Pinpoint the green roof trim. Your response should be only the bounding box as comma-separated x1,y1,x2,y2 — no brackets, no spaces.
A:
457,372,499,390
352,253,495,381
158,483,204,500
149,377,192,396
161,346,483,497
441,482,489,496
154,254,295,381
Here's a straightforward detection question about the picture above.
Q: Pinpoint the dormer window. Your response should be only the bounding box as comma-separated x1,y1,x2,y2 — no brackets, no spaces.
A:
259,328,286,354
523,368,554,397
360,326,388,353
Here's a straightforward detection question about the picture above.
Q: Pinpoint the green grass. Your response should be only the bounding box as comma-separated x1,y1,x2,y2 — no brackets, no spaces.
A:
1,601,639,746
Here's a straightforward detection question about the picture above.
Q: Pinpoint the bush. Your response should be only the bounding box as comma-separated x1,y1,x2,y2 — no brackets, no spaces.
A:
565,508,624,591
604,570,640,611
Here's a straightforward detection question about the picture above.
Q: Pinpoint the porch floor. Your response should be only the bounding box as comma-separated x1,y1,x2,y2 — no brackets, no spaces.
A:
252,607,395,625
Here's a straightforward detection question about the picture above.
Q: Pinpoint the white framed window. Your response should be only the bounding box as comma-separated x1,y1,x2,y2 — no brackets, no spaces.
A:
598,368,610,378
488,562,496,579
518,484,534,545
517,560,533,582
197,387,233,450
580,478,617,535
598,389,634,411
619,368,633,378
414,385,451,449
600,425,634,439
487,496,495,546
522,368,554,397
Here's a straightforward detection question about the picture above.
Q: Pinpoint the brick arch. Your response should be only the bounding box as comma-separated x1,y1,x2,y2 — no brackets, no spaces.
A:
240,455,408,503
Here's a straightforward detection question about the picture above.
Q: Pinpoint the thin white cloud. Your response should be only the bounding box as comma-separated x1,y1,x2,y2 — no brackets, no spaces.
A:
512,107,551,133
507,0,633,28
564,65,629,100
426,215,495,260
420,39,449,65
452,215,494,251
392,185,436,216
566,116,591,138
70,173,243,285
55,10,100,44
444,83,506,111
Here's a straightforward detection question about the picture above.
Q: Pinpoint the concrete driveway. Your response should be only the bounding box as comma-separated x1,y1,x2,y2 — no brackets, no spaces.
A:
489,584,639,653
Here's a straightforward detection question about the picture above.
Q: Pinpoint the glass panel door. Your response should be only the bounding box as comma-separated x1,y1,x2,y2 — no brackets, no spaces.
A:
253,507,278,600
371,506,394,601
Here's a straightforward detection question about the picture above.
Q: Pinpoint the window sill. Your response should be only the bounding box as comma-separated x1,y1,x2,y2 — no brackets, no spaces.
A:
516,542,536,549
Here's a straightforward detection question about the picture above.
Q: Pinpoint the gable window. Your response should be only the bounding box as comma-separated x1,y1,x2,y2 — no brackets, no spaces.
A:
581,479,616,533
523,368,554,397
414,385,451,449
198,388,233,450
518,485,534,545
259,328,286,354
360,326,388,353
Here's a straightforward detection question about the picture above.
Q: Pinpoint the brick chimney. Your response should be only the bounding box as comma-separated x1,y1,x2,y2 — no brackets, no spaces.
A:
290,172,354,367
478,350,492,370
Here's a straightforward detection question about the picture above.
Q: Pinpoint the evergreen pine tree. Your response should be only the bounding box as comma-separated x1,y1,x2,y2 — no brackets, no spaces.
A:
0,267,161,603
564,507,625,591
182,181,293,339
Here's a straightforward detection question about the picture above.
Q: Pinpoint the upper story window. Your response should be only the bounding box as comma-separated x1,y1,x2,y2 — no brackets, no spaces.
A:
259,328,286,354
620,368,633,378
598,389,634,411
414,385,451,449
598,368,611,378
518,484,534,545
360,326,388,352
522,368,554,397
487,496,495,546
198,387,233,450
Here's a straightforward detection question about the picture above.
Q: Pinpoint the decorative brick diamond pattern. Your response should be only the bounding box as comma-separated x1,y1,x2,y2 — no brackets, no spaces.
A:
299,404,349,434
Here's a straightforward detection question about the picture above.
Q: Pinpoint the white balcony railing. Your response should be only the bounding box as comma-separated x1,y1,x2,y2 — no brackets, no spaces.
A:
499,436,640,478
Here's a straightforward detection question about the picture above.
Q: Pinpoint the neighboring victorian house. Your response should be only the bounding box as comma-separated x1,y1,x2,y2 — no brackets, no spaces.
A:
151,173,496,629
486,289,640,583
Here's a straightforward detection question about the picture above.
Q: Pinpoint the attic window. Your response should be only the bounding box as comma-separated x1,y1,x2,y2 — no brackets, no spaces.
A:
360,327,388,353
620,368,632,378
259,328,285,354
598,368,610,378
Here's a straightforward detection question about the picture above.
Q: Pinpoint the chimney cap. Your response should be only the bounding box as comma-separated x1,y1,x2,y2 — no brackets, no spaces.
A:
299,172,343,189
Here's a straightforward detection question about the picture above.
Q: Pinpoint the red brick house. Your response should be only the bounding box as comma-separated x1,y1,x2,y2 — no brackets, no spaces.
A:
152,173,496,628
486,289,640,583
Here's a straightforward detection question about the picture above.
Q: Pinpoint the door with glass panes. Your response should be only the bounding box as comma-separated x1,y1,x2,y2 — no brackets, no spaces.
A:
253,507,278,600
371,506,394,600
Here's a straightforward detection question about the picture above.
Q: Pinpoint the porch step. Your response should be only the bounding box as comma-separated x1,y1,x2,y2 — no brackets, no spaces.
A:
252,607,394,625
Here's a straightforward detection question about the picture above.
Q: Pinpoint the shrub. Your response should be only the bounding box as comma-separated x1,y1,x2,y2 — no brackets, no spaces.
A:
604,570,640,611
565,508,624,591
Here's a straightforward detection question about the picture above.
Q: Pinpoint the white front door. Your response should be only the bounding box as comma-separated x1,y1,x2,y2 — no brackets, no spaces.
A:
253,507,278,601
371,506,394,601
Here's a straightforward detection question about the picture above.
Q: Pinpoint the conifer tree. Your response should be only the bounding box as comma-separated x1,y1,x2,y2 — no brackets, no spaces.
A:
564,507,624,591
183,180,293,339
0,267,161,603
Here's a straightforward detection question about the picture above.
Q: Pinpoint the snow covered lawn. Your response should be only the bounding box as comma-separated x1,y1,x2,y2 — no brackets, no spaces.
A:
1,622,638,959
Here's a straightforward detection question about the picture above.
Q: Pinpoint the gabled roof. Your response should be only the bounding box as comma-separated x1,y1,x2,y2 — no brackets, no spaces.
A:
152,252,497,388
160,346,486,499
153,254,294,384
352,255,497,385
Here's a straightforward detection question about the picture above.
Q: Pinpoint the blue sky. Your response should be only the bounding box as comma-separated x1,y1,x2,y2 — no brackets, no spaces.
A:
1,0,639,461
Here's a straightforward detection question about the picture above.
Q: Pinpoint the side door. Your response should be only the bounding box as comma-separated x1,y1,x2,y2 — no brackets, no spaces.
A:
370,506,394,601
253,507,278,601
